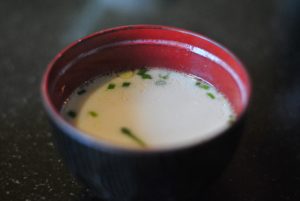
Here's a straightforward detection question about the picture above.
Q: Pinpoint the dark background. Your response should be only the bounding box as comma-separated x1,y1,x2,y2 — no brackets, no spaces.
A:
0,0,299,200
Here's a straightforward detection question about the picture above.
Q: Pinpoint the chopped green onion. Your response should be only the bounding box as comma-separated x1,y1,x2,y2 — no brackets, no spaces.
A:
122,82,131,87
137,68,152,79
107,83,116,90
88,111,98,117
155,80,167,86
159,73,170,80
196,81,210,90
141,74,152,79
137,68,148,75
77,89,86,95
206,92,215,99
67,110,77,118
120,127,147,147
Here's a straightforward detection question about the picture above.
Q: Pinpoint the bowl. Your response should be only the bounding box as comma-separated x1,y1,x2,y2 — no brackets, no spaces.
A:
41,25,251,201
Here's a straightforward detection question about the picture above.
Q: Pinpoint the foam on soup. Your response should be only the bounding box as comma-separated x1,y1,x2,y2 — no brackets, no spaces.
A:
62,68,236,149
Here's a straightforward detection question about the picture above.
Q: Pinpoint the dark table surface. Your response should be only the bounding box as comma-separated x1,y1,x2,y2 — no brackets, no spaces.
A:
1,0,300,200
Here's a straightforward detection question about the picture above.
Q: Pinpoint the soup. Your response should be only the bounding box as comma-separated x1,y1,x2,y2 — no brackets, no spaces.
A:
62,68,235,149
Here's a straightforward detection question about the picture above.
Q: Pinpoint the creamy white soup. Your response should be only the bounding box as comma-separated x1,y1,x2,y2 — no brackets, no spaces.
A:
62,68,236,149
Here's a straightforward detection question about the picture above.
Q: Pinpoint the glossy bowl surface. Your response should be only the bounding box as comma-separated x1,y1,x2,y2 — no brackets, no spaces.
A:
41,25,251,201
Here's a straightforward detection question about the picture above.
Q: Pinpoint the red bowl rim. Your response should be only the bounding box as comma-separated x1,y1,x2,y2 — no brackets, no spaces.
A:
41,24,252,154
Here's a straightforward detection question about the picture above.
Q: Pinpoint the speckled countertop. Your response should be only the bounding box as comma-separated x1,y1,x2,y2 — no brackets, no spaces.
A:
0,0,300,201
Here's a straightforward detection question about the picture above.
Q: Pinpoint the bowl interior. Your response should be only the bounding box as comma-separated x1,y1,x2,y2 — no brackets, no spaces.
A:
45,25,251,119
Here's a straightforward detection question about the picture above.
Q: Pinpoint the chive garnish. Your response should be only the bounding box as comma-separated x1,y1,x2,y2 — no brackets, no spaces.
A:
120,127,146,147
137,68,148,75
196,81,210,90
206,92,215,99
137,68,152,79
141,74,152,79
88,111,98,117
122,82,131,87
155,80,167,86
77,89,86,95
67,110,77,118
107,83,116,90
159,73,170,80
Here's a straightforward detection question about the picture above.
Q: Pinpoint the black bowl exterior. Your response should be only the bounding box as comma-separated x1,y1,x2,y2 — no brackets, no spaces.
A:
49,116,245,201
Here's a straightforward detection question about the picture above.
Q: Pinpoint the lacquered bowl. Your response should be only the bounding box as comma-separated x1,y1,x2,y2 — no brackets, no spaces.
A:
41,25,251,201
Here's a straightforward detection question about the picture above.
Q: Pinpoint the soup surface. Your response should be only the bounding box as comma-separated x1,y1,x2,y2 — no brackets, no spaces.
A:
62,68,235,149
